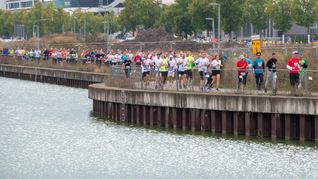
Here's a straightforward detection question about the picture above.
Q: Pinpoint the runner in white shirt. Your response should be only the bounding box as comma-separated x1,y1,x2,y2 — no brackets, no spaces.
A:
195,53,210,90
142,57,151,86
34,49,41,60
211,53,223,91
177,53,188,89
168,55,177,84
153,53,161,89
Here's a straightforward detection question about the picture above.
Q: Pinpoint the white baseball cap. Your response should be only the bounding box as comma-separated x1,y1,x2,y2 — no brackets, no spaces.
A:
239,55,245,59
292,50,299,54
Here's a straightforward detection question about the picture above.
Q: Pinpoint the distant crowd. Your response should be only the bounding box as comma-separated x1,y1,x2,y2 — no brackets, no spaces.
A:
0,47,310,94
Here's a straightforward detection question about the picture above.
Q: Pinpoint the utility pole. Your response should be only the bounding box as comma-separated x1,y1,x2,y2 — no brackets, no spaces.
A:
100,0,110,53
209,3,221,53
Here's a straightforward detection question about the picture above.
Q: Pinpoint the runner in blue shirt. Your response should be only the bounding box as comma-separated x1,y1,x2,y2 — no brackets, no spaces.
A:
253,52,265,91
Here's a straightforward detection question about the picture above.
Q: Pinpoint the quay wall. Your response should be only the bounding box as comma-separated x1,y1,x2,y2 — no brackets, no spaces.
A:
89,84,318,142
0,64,107,88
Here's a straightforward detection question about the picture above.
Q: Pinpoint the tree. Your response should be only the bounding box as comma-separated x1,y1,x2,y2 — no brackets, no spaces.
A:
119,0,161,35
241,0,269,34
266,0,293,34
292,0,318,34
218,0,244,37
158,0,193,38
188,0,216,35
158,5,176,32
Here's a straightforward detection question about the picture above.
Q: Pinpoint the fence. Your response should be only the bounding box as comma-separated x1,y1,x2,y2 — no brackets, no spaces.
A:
106,65,318,96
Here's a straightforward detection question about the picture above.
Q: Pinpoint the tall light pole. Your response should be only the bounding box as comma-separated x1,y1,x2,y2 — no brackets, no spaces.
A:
206,17,215,49
209,3,221,52
73,16,77,34
99,0,110,53
33,17,53,49
83,8,92,38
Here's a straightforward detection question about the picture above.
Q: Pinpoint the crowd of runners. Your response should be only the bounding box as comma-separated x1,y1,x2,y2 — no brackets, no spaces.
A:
0,47,310,94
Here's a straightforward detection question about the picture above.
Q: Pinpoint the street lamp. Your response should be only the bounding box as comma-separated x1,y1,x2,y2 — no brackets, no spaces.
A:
99,0,110,53
33,17,53,49
208,3,221,52
83,8,92,38
206,17,215,49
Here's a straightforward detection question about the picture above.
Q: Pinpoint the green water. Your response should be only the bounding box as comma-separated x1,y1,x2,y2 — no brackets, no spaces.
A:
0,77,318,178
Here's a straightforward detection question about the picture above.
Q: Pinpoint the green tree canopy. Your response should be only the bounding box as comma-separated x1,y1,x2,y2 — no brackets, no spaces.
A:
119,0,161,35
266,0,293,33
292,0,318,33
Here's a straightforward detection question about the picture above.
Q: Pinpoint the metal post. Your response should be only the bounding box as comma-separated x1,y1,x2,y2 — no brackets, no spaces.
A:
107,0,110,53
217,4,220,53
212,18,215,49
84,11,86,38
73,18,76,34
209,3,221,53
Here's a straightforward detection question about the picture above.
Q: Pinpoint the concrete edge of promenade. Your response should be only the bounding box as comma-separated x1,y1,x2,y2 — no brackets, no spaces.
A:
89,83,318,115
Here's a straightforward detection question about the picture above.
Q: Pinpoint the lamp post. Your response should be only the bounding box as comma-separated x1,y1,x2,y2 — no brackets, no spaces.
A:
33,17,53,49
83,8,92,38
206,17,215,49
99,0,110,53
209,3,221,52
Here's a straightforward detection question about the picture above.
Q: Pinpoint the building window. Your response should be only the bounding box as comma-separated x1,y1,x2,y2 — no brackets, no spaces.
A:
21,1,33,8
8,2,20,9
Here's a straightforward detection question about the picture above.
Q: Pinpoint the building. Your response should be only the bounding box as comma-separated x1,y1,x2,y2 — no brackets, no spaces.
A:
5,0,36,10
44,0,125,15
0,1,6,10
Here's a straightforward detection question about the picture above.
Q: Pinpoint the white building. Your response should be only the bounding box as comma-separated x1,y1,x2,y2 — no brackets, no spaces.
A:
5,0,36,10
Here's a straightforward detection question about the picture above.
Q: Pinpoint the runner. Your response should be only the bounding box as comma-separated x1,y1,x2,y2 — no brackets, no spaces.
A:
186,51,195,88
168,54,177,85
123,52,132,78
177,53,188,89
195,52,209,90
154,52,161,89
264,52,277,94
141,56,151,86
244,53,253,81
252,52,265,91
160,54,169,89
211,53,222,91
236,55,248,91
298,53,309,90
286,51,300,93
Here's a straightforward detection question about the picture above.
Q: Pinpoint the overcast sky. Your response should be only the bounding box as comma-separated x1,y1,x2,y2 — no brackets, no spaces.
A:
161,0,175,4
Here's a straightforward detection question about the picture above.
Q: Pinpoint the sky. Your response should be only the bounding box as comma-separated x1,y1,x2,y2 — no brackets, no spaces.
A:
161,0,175,5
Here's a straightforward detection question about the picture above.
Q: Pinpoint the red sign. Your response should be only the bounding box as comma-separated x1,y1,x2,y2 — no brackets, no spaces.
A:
210,37,217,44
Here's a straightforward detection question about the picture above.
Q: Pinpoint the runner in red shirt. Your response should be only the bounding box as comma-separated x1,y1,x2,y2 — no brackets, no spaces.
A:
286,51,300,90
236,55,248,91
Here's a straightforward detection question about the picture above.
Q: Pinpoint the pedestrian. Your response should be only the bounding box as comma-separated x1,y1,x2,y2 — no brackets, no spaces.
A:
252,52,265,91
236,55,248,91
265,52,277,94
286,51,300,93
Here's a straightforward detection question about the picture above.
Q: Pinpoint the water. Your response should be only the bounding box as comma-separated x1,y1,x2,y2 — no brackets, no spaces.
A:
0,77,318,179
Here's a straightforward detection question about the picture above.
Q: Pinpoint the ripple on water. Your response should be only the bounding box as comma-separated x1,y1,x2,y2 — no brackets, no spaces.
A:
0,77,318,179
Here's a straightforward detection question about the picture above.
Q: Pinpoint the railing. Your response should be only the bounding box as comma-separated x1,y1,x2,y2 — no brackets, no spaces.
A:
106,65,318,96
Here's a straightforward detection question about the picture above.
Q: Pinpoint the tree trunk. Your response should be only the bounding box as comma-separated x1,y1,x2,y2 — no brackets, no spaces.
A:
307,26,310,35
